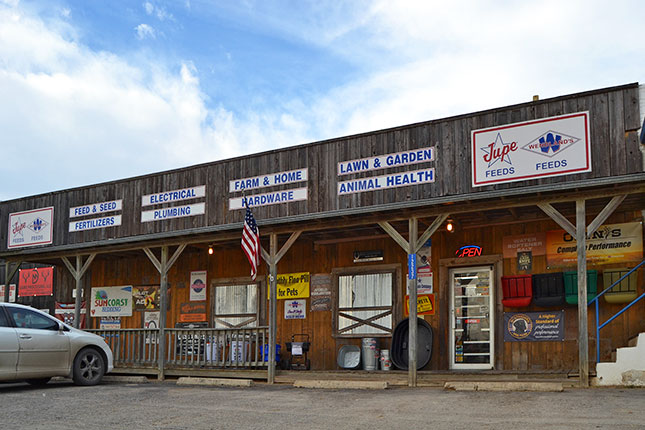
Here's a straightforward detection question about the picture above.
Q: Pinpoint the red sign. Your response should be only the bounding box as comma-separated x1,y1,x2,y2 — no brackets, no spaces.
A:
455,245,482,258
19,267,54,297
55,302,86,328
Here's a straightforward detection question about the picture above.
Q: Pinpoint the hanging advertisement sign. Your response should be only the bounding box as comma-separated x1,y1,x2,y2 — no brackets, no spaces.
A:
189,271,207,301
546,222,643,268
229,168,308,193
54,302,87,328
144,311,160,329
310,274,332,311
90,286,133,317
133,286,160,311
404,293,435,316
141,202,205,222
502,233,546,259
517,251,532,271
269,272,310,300
19,267,54,297
0,284,17,302
141,185,205,207
338,169,434,195
472,112,591,186
8,207,54,249
338,147,435,175
504,311,564,342
69,199,123,233
179,302,207,322
285,300,307,319
229,187,307,210
417,241,433,293
100,317,121,329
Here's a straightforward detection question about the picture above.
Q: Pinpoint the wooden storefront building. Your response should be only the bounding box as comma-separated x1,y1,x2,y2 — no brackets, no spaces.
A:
2,82,644,387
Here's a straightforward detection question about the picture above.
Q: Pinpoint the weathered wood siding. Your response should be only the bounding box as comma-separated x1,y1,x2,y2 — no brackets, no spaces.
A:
0,84,641,253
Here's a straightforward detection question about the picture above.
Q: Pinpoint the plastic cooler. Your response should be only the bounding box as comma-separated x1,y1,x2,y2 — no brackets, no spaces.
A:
262,344,281,362
603,268,638,304
532,272,565,307
563,270,598,305
501,275,532,307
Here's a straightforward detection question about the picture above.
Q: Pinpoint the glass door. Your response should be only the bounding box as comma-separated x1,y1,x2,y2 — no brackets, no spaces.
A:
449,266,494,369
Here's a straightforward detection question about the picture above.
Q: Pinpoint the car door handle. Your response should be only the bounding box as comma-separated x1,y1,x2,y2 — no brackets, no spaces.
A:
19,334,32,340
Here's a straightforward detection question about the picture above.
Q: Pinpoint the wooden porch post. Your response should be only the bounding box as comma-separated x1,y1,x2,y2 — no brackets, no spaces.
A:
61,254,96,328
3,260,22,302
576,200,589,387
144,244,186,381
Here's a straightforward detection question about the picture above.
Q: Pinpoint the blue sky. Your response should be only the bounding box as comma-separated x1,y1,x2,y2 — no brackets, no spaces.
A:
1,0,644,201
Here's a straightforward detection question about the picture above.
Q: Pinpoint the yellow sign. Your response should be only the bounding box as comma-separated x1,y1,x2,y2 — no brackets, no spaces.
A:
268,272,310,300
546,222,643,267
404,293,435,316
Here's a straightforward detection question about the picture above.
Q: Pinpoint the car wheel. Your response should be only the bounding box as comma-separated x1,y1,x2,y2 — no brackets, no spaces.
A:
27,378,51,386
73,348,105,386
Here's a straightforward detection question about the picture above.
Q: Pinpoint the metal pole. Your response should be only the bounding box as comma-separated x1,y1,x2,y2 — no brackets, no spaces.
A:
408,218,418,387
158,246,169,381
268,233,278,384
576,200,589,387
73,255,83,329
3,261,9,302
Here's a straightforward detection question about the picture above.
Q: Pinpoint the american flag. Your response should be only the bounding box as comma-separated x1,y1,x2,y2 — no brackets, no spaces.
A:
241,202,260,280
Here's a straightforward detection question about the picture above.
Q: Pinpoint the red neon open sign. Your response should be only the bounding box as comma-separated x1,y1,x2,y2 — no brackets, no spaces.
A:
455,245,482,258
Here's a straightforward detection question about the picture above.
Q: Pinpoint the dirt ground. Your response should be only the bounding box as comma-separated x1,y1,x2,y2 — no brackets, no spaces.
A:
1,378,644,429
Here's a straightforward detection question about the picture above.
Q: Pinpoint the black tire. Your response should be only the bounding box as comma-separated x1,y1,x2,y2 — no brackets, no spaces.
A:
26,378,51,386
73,348,105,386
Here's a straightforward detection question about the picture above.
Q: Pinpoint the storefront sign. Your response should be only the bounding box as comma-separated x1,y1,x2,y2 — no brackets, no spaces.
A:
141,202,205,222
285,299,307,319
8,207,54,249
229,187,307,210
417,242,432,293
0,284,16,302
179,302,207,322
338,169,434,195
408,254,416,280
310,274,332,311
19,267,54,297
546,222,643,267
69,215,122,232
502,233,546,259
69,199,122,218
338,147,435,175
404,293,435,316
55,302,86,328
229,168,308,192
90,286,133,317
504,311,564,342
269,272,310,299
455,245,482,258
100,317,121,329
472,112,591,186
190,271,207,301
141,185,205,207
133,286,159,310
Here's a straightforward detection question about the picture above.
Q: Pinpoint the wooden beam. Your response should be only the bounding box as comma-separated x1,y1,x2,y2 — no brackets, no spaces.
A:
3,261,22,302
378,221,410,252
586,195,626,238
260,247,271,265
415,214,449,254
268,233,278,384
61,256,76,277
275,231,302,264
576,200,589,387
78,254,96,279
166,244,187,270
537,203,577,238
408,217,418,388
143,248,162,273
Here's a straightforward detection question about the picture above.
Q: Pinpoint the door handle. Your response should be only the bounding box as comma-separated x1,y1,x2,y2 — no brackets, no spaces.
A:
19,334,32,340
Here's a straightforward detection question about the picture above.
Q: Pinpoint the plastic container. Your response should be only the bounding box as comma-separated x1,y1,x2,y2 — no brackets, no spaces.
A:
532,273,565,307
262,344,281,362
361,338,379,371
337,345,361,369
380,349,391,371
501,275,532,307
603,268,638,304
563,270,598,305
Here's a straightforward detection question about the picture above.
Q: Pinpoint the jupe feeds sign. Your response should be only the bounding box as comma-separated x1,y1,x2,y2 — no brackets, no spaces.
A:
268,272,310,299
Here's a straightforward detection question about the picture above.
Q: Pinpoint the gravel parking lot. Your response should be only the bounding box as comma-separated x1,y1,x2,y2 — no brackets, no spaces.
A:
1,378,644,430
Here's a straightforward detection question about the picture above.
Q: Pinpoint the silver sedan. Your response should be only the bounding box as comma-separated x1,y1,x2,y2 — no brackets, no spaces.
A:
0,302,113,386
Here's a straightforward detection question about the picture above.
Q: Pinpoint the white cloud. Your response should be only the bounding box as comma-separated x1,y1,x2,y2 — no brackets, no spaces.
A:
143,1,172,21
135,23,155,40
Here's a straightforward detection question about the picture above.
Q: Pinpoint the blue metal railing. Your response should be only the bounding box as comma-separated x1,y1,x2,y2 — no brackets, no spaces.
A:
589,259,645,363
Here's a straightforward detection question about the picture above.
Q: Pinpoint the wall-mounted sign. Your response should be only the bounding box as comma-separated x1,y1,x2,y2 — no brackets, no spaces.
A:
8,207,54,249
504,311,564,342
90,286,133,317
472,112,591,186
144,311,160,329
285,299,307,319
502,233,546,259
229,168,308,193
546,221,643,268
70,215,122,232
229,187,307,210
517,251,532,271
338,169,434,195
141,202,205,222
0,284,16,302
100,317,121,329
133,286,159,310
310,274,332,311
417,241,432,293
408,254,417,280
141,185,205,207
189,271,207,301
269,272,310,299
19,267,54,297
70,199,122,218
338,147,435,176
179,302,207,323
353,250,383,263
55,302,86,328
455,245,482,258
404,293,435,316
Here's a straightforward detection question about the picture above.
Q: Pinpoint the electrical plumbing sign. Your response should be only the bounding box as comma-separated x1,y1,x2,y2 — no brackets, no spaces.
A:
471,112,591,187
140,185,206,222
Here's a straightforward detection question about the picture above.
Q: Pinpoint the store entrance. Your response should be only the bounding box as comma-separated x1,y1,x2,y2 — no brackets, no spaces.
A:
449,265,495,369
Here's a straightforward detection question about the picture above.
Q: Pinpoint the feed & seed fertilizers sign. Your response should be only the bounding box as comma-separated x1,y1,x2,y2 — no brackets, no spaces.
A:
471,112,591,186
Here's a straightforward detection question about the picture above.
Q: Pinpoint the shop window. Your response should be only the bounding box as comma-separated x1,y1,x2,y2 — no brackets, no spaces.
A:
335,272,393,337
212,283,258,329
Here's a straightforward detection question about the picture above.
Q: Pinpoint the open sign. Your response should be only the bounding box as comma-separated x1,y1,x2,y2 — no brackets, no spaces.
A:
455,245,482,258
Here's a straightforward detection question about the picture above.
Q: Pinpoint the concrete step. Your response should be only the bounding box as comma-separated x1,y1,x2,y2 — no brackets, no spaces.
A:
595,331,645,386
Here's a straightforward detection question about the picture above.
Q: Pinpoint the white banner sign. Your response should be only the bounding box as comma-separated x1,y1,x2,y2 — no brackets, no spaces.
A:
190,270,207,301
141,185,205,207
90,286,133,317
141,202,205,222
229,187,307,210
69,215,122,232
229,168,308,193
69,200,122,218
285,299,307,320
8,207,54,249
338,169,434,195
471,112,591,187
338,147,435,176
0,284,16,302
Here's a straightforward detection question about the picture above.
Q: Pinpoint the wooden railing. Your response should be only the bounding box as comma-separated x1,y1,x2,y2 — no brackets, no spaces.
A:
88,326,270,370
